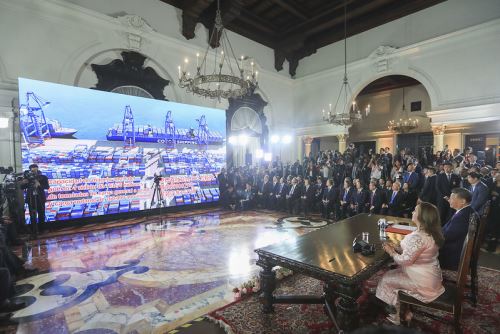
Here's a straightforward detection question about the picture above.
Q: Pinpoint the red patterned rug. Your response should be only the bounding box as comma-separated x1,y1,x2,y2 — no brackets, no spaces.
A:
207,267,500,334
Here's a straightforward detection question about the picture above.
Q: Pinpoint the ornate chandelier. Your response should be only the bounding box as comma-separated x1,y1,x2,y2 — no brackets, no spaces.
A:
387,87,419,133
178,0,257,101
322,1,369,127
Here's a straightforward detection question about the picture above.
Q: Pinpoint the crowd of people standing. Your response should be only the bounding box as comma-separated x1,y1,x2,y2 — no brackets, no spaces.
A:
218,144,498,247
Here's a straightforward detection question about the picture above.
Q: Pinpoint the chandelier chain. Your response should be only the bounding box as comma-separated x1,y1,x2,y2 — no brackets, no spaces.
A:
178,0,257,101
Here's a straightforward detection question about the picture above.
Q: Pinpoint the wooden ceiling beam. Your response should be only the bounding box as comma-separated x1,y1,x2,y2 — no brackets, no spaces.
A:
267,0,308,20
237,8,280,35
281,0,357,33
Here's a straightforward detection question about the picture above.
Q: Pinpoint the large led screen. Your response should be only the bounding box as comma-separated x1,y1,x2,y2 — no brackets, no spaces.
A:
19,78,226,223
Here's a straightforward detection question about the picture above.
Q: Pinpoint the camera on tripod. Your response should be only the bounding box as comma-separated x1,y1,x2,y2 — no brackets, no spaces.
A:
153,174,162,185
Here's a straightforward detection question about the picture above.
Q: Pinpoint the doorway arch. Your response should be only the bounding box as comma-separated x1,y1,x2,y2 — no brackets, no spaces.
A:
348,74,433,156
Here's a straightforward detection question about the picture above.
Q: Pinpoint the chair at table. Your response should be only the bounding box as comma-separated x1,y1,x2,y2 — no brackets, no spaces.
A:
398,213,478,333
443,200,491,306
469,200,490,306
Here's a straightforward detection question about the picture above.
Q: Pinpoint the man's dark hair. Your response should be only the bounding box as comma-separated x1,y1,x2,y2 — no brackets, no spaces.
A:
468,171,481,179
451,187,472,203
29,164,38,169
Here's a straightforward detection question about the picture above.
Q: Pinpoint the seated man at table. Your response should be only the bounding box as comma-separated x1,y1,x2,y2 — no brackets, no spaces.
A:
382,182,405,217
239,182,255,211
368,180,384,214
439,187,477,270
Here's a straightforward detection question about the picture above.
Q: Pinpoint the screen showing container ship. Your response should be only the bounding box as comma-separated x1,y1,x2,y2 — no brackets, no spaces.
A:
18,78,226,223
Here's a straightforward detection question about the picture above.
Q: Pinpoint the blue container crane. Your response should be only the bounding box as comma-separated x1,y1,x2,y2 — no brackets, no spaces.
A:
196,115,209,148
165,110,176,148
19,92,51,144
122,105,135,147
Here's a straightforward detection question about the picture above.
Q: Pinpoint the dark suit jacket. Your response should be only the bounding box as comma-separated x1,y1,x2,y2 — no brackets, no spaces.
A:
439,206,477,270
340,187,355,206
420,175,437,204
470,181,489,215
260,181,272,196
387,190,405,216
403,172,419,192
287,184,301,201
354,188,370,213
302,185,316,203
436,172,461,202
369,189,384,214
322,186,339,204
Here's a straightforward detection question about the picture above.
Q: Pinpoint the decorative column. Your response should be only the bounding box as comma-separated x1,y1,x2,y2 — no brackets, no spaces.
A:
303,136,314,159
432,125,446,152
336,134,348,153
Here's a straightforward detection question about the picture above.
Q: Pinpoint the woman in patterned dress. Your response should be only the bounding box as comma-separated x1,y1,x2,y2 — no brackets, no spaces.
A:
376,202,445,324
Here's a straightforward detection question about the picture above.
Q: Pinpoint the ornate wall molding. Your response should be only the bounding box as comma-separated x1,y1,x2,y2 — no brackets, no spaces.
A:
116,14,156,33
336,134,348,142
91,51,170,100
432,125,446,135
369,45,399,73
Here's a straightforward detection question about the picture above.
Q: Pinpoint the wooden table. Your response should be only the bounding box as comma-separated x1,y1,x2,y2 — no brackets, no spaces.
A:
255,213,409,331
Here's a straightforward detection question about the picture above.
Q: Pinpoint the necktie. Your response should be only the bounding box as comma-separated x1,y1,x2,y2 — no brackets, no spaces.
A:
343,190,348,201
447,174,451,182
471,185,475,193
390,191,396,204
371,191,375,205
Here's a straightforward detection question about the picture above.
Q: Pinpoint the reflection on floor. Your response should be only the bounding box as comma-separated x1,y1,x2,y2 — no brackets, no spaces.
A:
4,210,329,334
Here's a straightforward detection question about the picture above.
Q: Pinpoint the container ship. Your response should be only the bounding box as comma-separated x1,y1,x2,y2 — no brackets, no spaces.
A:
106,108,224,146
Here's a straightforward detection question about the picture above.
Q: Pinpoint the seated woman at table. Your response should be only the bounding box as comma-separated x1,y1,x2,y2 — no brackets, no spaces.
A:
376,202,445,325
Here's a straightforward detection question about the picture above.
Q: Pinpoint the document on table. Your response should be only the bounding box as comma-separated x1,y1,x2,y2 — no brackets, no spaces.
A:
391,224,417,231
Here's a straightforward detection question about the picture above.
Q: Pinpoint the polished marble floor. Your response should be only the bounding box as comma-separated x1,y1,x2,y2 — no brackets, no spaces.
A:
5,210,329,334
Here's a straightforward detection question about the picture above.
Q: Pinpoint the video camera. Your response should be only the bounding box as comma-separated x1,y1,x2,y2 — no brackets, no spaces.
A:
153,174,162,185
23,170,38,182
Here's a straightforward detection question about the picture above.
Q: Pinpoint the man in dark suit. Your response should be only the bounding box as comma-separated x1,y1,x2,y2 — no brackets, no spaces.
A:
286,177,301,214
314,176,324,211
339,178,355,219
467,172,489,215
419,166,437,205
257,174,272,209
300,177,315,217
275,177,288,211
439,188,477,270
321,179,338,219
403,162,420,193
270,176,280,209
353,179,369,214
382,181,405,217
435,162,461,224
239,182,255,210
368,180,384,214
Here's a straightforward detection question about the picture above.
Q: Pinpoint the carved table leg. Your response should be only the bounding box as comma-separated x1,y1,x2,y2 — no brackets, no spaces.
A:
324,281,340,330
324,281,338,307
335,282,360,331
259,262,276,313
